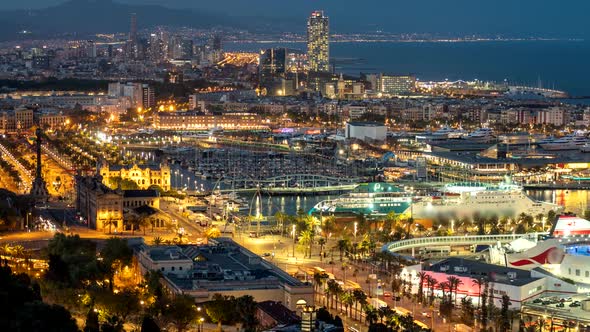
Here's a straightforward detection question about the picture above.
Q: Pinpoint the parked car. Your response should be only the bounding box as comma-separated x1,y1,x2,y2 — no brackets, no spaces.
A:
556,303,565,308
569,301,581,307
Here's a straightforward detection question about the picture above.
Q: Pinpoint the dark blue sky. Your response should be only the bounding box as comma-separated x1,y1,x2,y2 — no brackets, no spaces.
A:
3,0,589,37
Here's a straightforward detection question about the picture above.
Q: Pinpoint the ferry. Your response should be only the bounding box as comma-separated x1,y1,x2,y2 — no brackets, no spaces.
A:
309,182,412,216
412,181,562,219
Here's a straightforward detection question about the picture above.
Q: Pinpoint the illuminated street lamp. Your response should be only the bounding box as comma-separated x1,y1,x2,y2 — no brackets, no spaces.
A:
354,222,358,242
292,224,297,257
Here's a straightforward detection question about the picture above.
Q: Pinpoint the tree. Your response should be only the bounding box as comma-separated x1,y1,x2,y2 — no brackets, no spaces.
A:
204,227,221,241
447,275,463,305
205,294,233,331
460,297,475,325
299,229,314,258
352,289,368,321
165,294,197,332
313,272,329,302
336,238,350,261
152,237,163,245
472,278,486,311
235,295,258,330
100,237,133,289
417,272,427,303
364,305,378,325
500,295,512,332
481,280,490,331
84,308,100,332
340,291,354,317
140,315,161,332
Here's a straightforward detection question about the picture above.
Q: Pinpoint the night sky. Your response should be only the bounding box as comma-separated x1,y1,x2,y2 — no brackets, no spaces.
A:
1,0,588,37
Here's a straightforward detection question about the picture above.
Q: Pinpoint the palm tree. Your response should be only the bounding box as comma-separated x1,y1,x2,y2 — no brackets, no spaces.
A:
313,272,328,302
275,211,288,237
299,229,314,258
336,238,350,261
352,289,367,321
377,306,393,324
472,278,486,310
318,237,326,260
363,305,378,326
447,276,463,305
417,271,428,303
326,279,339,309
426,275,438,305
340,291,354,317
152,236,163,245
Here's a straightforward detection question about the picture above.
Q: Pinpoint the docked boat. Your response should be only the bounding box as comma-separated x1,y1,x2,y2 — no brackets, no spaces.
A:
539,134,590,151
581,143,590,153
309,182,412,216
412,181,562,219
464,128,495,143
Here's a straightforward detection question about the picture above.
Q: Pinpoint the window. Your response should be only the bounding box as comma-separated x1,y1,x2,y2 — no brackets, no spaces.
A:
568,268,572,275
161,267,165,271
585,271,589,278
576,269,580,276
171,267,175,271
179,266,183,270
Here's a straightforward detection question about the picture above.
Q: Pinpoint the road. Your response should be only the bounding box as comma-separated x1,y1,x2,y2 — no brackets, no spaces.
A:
236,233,453,331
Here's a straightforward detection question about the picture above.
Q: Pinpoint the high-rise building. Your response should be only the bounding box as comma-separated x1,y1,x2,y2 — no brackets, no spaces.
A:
379,74,416,95
130,13,137,42
307,11,329,73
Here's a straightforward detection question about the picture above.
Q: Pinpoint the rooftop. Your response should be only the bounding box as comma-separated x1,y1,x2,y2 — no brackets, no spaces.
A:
426,257,540,286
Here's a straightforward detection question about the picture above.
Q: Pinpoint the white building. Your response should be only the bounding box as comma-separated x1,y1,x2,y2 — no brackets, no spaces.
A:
345,122,387,141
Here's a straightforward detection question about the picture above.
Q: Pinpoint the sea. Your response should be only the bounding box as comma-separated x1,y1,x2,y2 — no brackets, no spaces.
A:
226,40,590,99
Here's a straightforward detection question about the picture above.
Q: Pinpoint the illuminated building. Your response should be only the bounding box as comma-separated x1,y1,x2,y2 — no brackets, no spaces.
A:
135,238,314,311
75,174,124,232
153,112,268,131
39,112,69,130
99,162,171,192
307,11,329,73
108,82,155,109
258,48,304,96
0,108,33,133
76,174,164,232
379,74,416,95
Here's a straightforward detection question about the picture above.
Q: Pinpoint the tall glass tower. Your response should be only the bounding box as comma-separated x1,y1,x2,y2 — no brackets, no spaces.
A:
307,11,329,73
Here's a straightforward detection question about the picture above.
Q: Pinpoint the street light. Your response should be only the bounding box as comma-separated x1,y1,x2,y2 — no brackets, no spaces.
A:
292,224,296,257
353,222,358,242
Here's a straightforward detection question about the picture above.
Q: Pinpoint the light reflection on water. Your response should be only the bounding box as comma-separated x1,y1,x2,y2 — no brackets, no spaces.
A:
527,190,590,215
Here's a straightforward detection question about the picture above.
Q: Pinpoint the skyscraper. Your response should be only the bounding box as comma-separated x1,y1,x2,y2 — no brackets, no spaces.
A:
307,11,329,73
130,13,137,42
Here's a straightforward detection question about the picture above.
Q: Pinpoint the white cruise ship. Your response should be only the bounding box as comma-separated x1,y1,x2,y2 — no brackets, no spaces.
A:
431,126,467,139
539,134,590,151
464,128,495,143
412,181,562,220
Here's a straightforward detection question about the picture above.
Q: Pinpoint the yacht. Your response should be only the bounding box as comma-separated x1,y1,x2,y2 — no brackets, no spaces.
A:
431,126,455,139
464,128,495,143
412,181,562,219
539,134,590,151
581,143,590,153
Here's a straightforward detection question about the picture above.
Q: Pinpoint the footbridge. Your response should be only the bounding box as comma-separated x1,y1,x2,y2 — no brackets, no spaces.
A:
382,232,548,253
217,174,361,194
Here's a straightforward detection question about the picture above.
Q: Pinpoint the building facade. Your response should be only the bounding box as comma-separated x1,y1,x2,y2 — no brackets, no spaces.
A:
75,174,124,232
99,162,171,191
153,112,267,131
307,11,329,73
